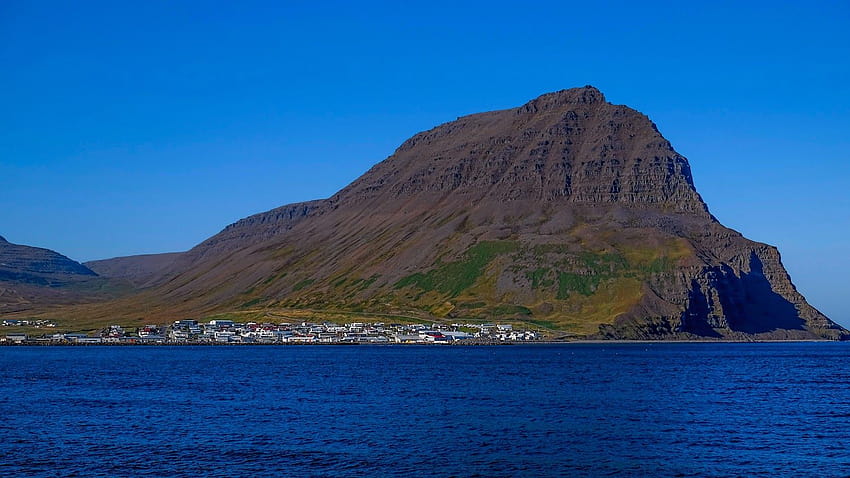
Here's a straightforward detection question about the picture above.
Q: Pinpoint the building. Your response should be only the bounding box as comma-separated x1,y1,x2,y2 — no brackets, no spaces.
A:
4,333,27,344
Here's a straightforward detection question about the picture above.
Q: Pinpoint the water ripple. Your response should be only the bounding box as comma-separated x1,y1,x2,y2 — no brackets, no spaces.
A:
2,343,850,476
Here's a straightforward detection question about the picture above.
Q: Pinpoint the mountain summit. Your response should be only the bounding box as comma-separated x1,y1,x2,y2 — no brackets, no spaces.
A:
57,87,850,339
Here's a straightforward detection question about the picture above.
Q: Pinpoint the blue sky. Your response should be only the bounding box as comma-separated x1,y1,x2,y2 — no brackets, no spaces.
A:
1,1,848,325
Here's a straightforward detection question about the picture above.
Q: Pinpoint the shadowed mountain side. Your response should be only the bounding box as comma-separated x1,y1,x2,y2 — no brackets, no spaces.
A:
599,246,834,340
691,252,808,334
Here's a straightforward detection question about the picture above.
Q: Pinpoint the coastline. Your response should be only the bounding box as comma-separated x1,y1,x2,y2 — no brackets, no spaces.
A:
1,338,843,346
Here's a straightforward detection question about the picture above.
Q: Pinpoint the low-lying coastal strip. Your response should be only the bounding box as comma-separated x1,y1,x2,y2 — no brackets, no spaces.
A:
2,318,542,345
0,320,835,346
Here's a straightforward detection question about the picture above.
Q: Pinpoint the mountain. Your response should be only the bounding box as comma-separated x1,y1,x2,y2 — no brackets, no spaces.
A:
11,86,845,340
0,235,96,279
85,252,183,287
0,236,130,313
121,85,842,340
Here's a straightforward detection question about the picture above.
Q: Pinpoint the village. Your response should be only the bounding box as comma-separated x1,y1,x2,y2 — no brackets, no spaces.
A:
2,319,543,345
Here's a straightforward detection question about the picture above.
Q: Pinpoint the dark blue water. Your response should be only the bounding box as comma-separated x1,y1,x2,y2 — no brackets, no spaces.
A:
2,343,849,477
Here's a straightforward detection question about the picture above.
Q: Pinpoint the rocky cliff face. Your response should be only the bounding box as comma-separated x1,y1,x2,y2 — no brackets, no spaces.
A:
600,234,841,339
38,86,847,339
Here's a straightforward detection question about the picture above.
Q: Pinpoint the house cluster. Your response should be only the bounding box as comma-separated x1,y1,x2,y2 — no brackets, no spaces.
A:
2,319,55,328
469,323,542,342
162,319,541,344
2,319,542,345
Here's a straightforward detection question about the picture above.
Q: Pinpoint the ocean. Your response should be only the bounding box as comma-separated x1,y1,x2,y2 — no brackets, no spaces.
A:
2,343,848,477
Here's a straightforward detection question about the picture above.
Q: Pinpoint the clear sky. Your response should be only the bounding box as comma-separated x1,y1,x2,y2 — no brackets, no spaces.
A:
1,1,848,326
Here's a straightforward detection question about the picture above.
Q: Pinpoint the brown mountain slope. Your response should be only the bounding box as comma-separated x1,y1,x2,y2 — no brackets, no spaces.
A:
29,86,848,339
85,252,183,287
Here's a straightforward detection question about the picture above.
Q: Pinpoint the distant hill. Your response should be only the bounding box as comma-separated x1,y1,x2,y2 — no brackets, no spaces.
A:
85,252,183,287
0,236,131,313
0,235,95,280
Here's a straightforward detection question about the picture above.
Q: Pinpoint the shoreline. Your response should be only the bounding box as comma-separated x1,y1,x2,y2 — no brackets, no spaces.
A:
1,339,844,347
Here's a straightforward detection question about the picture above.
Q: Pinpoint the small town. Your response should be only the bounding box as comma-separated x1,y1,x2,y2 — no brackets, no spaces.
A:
2,319,543,345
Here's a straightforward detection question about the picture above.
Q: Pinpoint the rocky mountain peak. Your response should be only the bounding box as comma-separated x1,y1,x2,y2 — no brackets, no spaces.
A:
332,85,710,217
518,85,607,113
